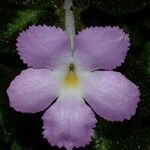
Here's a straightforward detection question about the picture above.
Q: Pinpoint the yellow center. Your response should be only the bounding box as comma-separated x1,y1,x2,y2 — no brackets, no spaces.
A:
63,63,80,88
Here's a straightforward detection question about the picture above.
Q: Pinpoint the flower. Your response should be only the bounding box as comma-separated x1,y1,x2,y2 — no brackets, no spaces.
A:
7,25,140,150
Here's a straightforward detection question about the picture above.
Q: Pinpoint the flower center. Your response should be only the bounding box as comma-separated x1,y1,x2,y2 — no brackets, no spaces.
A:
63,63,80,88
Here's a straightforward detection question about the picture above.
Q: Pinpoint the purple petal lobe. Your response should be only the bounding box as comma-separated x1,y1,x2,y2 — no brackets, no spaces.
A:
17,25,71,69
82,71,140,121
74,26,130,71
42,94,97,150
7,68,60,113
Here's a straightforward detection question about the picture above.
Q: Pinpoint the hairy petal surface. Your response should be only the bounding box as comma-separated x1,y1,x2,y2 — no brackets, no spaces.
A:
42,93,97,150
82,71,140,121
7,68,60,113
17,25,71,70
74,26,130,71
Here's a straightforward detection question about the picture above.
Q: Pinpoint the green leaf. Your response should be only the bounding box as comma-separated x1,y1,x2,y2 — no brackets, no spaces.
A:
11,140,22,150
3,9,44,39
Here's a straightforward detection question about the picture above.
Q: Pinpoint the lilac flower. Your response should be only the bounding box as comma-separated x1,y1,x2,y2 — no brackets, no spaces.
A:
7,25,140,150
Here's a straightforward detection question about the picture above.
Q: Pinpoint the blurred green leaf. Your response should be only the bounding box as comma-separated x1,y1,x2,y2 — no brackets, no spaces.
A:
11,140,22,150
3,9,44,39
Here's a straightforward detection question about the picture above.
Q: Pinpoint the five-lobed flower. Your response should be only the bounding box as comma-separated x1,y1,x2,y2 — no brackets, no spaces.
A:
7,25,140,150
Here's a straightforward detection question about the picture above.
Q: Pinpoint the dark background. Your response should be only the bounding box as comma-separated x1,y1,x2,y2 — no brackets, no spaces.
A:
0,0,150,150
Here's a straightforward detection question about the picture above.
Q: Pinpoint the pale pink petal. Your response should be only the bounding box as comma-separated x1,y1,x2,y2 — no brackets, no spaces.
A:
42,93,97,150
7,68,60,113
82,71,140,121
74,26,130,71
17,25,71,69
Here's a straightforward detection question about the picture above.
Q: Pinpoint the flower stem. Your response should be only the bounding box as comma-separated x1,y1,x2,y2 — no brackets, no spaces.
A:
64,0,75,53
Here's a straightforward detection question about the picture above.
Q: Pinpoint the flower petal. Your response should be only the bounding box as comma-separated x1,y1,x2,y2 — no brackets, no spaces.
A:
17,25,71,69
7,68,60,113
42,93,97,150
74,26,130,71
82,71,140,121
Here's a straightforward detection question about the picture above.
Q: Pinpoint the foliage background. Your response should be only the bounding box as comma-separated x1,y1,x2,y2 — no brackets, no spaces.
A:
0,0,150,150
